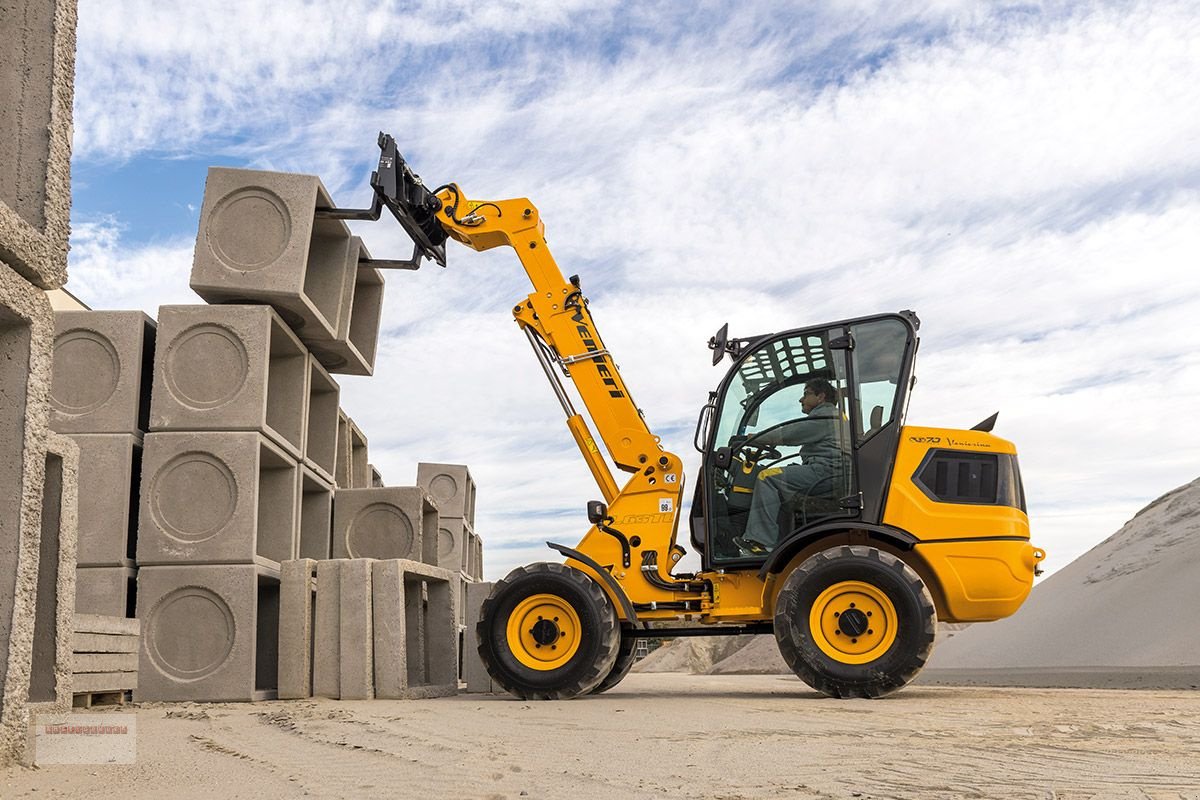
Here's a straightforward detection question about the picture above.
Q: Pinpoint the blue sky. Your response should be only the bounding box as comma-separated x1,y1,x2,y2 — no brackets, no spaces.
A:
67,0,1200,580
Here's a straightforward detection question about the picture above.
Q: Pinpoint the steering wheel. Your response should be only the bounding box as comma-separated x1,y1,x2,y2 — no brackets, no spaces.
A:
729,433,782,463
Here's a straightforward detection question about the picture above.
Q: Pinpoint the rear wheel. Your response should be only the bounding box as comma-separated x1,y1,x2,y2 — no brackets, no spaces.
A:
477,562,620,699
774,545,936,698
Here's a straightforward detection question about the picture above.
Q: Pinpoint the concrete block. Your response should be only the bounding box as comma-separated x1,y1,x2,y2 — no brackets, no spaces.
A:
277,559,315,700
311,559,340,699
332,487,438,564
368,463,383,488
0,0,78,289
72,632,138,654
372,560,457,699
30,432,78,713
300,238,384,376
70,433,140,566
71,671,136,694
338,559,374,700
150,305,308,459
463,581,498,693
333,409,351,488
303,358,338,483
0,261,56,764
436,517,473,574
135,563,280,702
50,311,155,435
190,167,355,340
348,419,369,489
297,467,333,560
73,615,139,637
74,566,136,619
73,652,138,673
417,462,476,524
137,431,299,567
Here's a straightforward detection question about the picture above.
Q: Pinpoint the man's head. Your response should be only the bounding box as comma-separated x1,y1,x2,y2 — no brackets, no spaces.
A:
802,378,837,413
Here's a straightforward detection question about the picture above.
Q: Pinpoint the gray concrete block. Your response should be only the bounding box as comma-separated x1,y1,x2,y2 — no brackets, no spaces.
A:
135,563,280,702
332,487,438,564
338,559,374,700
73,614,138,637
70,433,140,566
190,167,355,340
72,632,138,654
463,581,497,693
150,305,308,459
0,0,78,289
74,566,136,619
417,462,476,524
297,467,332,561
373,560,457,699
50,311,155,435
73,652,138,673
368,463,383,488
300,238,384,377
0,260,58,764
348,419,369,489
333,409,351,488
71,671,136,694
137,431,299,567
277,559,315,700
311,559,340,699
436,517,473,574
303,358,339,483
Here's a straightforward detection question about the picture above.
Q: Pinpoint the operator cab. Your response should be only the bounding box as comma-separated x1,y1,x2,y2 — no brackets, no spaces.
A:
691,312,919,567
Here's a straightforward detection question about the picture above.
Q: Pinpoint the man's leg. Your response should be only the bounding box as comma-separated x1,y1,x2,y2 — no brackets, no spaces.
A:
744,470,790,549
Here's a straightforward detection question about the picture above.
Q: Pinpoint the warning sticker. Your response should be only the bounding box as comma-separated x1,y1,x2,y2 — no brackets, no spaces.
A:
658,497,673,514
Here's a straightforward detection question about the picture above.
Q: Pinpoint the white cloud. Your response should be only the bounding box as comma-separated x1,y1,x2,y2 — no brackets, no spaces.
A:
69,1,1200,583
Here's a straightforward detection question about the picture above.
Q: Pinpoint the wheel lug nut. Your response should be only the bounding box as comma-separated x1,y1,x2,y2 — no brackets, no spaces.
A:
851,638,858,643
551,645,557,650
849,603,856,609
867,611,872,617
868,629,873,635
833,612,839,618
835,631,841,636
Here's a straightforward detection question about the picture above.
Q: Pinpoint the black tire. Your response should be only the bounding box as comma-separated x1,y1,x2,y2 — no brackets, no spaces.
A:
477,562,620,700
589,625,638,695
774,545,936,699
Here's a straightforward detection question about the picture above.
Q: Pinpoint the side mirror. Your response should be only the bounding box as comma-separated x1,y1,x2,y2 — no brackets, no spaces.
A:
708,323,729,366
586,500,607,525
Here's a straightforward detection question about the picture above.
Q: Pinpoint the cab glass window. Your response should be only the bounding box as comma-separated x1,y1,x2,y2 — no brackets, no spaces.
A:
849,318,909,443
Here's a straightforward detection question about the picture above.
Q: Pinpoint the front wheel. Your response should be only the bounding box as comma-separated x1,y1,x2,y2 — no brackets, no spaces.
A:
774,545,936,698
477,562,620,700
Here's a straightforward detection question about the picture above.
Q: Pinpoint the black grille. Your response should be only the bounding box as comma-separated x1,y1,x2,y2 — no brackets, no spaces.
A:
914,450,1023,509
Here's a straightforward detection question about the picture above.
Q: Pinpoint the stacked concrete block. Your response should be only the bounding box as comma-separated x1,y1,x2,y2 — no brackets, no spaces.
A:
304,358,339,483
135,562,280,702
349,420,370,489
332,487,438,564
368,464,384,488
1,0,80,764
71,615,140,706
277,559,315,700
372,560,457,698
298,467,334,560
189,169,384,376
417,462,476,525
0,0,77,290
150,304,309,458
138,431,299,567
462,581,497,693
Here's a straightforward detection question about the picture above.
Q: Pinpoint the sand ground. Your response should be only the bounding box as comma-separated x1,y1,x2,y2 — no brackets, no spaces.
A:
4,673,1199,799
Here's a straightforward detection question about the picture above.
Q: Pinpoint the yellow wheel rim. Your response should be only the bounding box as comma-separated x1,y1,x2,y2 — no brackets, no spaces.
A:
808,580,898,665
506,593,582,671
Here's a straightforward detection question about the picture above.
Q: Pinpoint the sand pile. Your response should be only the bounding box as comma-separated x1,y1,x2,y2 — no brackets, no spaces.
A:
632,635,748,674
925,475,1200,684
709,635,786,674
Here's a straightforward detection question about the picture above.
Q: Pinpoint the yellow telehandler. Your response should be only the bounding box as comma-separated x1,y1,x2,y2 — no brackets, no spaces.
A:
328,134,1045,699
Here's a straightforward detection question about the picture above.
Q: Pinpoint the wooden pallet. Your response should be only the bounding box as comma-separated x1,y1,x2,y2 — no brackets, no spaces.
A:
72,689,130,710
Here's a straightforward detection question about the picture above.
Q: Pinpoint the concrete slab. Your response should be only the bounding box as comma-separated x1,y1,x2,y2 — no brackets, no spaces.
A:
135,563,280,702
50,311,155,435
137,431,299,567
303,358,338,483
0,0,77,289
297,467,332,560
348,419,369,489
463,581,497,693
71,671,136,694
277,559,315,700
73,614,138,637
435,517,473,574
150,305,308,459
333,409,351,488
368,463,383,488
73,652,138,673
299,237,384,376
69,433,140,566
74,565,136,619
72,632,138,654
416,462,475,524
0,260,57,764
338,559,374,700
190,167,355,340
311,559,340,699
332,487,438,564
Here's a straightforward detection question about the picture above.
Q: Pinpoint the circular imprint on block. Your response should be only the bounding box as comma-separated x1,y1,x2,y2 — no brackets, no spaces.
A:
150,452,238,542
438,527,455,559
163,324,249,409
50,330,120,414
207,187,291,271
347,504,413,559
146,587,236,681
429,474,458,504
